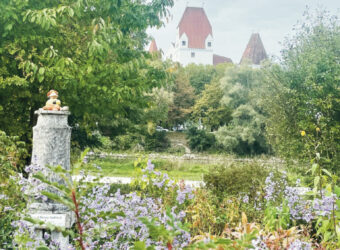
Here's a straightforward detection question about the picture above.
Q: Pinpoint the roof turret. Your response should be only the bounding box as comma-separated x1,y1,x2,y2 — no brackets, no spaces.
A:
178,7,212,49
240,33,267,65
148,39,158,53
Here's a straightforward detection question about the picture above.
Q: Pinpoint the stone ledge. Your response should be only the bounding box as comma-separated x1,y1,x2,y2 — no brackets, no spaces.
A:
35,108,70,116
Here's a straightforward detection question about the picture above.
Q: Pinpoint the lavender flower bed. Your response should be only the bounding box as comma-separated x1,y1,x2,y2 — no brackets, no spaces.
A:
11,160,194,249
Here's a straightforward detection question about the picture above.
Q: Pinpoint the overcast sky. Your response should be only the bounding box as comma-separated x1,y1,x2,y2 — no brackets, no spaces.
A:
148,0,339,63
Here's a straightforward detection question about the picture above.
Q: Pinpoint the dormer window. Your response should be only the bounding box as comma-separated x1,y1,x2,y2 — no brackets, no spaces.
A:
207,42,212,47
182,41,186,46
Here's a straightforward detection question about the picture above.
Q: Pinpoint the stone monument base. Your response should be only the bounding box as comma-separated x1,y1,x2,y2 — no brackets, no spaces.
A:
28,203,74,249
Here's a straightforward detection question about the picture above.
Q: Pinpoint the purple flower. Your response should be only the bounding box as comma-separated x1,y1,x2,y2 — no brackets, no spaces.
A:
242,195,249,203
146,160,154,172
43,232,50,240
288,239,312,250
313,194,337,217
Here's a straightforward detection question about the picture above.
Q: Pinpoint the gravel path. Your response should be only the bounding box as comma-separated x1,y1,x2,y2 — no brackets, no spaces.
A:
72,175,203,187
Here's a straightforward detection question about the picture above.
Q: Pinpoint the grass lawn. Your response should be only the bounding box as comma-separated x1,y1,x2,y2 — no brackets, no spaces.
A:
82,153,306,183
84,158,212,181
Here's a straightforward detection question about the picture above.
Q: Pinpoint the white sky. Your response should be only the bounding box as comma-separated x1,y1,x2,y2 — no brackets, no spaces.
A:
148,0,340,63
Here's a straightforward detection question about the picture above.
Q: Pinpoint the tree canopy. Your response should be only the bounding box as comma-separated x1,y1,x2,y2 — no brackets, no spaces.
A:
0,0,174,148
262,10,340,168
215,65,269,155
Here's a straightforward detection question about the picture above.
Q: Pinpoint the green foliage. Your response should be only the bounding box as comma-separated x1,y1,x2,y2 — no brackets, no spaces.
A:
72,128,101,150
111,133,143,151
186,189,242,236
0,0,174,149
184,64,225,95
139,210,187,249
131,158,187,210
306,141,340,247
203,162,274,200
0,131,27,248
144,87,174,126
192,80,232,131
167,71,196,127
215,65,270,155
109,182,137,196
144,131,170,152
262,10,340,169
264,201,291,231
186,127,216,152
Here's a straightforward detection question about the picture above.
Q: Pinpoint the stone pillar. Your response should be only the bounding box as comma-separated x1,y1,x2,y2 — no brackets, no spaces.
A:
32,109,71,176
28,109,74,248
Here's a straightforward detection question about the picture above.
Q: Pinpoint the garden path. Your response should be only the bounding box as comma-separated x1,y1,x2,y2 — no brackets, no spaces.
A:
72,175,203,187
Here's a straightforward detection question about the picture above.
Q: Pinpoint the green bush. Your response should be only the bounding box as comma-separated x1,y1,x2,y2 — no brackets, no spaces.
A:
261,11,340,171
144,131,170,152
109,182,138,195
111,133,143,151
203,162,279,200
186,127,216,152
0,131,27,248
71,127,101,150
166,145,186,155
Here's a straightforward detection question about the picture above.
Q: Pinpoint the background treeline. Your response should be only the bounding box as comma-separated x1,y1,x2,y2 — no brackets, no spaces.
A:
0,2,339,171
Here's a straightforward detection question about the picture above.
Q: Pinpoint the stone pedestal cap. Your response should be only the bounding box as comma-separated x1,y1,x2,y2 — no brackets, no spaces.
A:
35,108,71,128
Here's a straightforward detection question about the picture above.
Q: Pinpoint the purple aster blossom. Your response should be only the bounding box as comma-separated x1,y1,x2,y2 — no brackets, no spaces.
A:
284,186,314,222
288,239,312,250
264,173,276,201
251,236,268,250
79,183,191,249
296,179,301,185
242,195,249,203
313,194,337,217
43,232,50,240
15,158,192,249
24,162,43,174
176,185,194,204
146,160,155,172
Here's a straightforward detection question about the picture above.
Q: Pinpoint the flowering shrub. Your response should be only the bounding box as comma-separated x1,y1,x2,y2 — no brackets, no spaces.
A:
0,131,27,248
262,170,340,248
6,144,340,249
12,156,193,249
132,159,194,211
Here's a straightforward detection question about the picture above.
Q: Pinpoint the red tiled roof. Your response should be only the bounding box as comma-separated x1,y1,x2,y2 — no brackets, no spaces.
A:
213,54,232,65
178,7,212,49
240,33,267,65
148,39,158,53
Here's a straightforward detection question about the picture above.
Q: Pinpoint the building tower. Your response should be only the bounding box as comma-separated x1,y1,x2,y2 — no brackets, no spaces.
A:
166,7,214,66
240,33,267,66
149,39,158,53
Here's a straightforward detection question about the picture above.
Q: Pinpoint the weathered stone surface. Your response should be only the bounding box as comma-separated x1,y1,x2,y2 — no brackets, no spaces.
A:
30,213,68,228
51,231,70,249
27,109,74,247
28,109,72,200
32,109,71,173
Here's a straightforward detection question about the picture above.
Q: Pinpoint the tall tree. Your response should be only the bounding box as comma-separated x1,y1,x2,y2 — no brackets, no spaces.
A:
192,80,232,131
167,72,195,127
262,10,340,168
215,65,269,155
0,0,174,148
184,64,224,95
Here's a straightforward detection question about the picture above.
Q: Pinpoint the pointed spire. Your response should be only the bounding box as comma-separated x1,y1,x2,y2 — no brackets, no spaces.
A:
148,39,158,53
240,33,267,65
